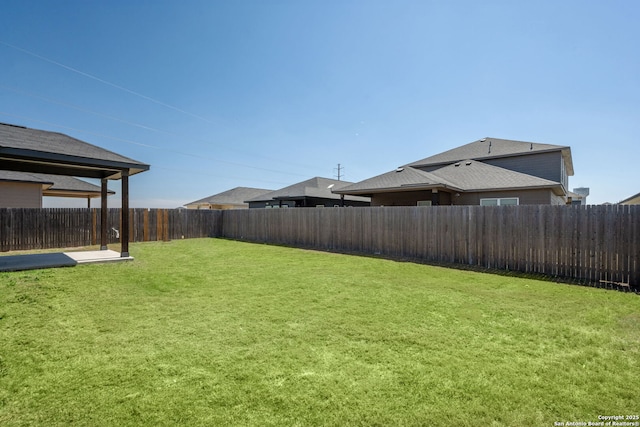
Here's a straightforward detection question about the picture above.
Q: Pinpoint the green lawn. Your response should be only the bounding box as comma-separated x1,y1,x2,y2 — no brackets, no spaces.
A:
1,238,638,426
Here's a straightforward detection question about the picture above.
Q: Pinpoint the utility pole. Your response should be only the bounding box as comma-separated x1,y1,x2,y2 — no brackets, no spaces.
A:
334,163,344,181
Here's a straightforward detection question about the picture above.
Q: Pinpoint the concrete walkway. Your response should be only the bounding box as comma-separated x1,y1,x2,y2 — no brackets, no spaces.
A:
0,250,133,272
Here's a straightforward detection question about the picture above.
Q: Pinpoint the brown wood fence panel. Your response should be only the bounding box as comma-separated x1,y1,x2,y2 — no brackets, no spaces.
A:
0,208,222,252
220,205,640,290
1,206,638,290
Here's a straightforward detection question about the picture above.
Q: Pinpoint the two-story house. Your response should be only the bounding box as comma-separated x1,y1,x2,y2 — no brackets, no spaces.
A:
334,138,574,206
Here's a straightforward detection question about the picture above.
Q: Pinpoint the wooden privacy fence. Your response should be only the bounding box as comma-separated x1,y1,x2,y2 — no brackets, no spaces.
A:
1,205,638,290
0,208,221,252
220,205,639,290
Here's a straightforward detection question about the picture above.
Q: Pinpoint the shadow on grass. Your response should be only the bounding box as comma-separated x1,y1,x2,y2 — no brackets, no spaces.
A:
218,237,639,295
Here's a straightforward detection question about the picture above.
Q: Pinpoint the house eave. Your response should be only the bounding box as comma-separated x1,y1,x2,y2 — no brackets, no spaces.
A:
43,189,116,198
0,147,150,179
335,184,460,196
462,184,565,195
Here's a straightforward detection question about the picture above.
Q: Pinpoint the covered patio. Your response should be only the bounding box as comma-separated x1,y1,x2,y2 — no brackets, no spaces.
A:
0,122,149,270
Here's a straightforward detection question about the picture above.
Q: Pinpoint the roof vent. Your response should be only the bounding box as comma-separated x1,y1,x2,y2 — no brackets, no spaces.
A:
465,161,472,166
454,163,460,167
530,143,533,150
480,138,486,142
396,167,404,172
327,184,335,189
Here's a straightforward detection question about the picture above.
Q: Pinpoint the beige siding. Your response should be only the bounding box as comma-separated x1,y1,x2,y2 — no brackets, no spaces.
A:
621,195,640,205
0,182,43,208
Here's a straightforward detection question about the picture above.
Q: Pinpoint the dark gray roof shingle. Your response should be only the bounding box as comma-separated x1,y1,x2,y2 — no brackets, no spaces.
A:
333,167,461,195
185,187,273,207
335,161,563,196
246,177,369,203
430,160,562,192
407,137,573,175
0,122,150,178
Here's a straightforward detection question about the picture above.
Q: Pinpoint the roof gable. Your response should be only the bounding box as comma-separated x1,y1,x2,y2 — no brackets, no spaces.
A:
619,191,640,205
246,177,367,202
430,160,563,193
186,187,273,206
335,160,564,196
334,167,461,195
407,137,574,175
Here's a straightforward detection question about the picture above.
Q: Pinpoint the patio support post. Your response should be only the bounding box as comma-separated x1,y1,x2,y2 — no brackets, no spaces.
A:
100,178,108,250
121,170,130,257
120,170,129,258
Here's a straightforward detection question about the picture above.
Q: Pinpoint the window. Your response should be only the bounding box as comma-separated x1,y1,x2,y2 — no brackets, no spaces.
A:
480,197,519,206
417,200,432,207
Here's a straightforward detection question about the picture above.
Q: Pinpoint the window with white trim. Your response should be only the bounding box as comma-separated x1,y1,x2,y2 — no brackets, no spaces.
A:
480,197,519,206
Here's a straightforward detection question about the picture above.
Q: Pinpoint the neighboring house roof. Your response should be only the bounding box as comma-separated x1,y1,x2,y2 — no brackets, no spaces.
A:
431,160,564,194
0,170,115,198
332,166,461,195
185,187,273,207
407,137,574,175
334,161,564,196
0,122,150,179
619,192,640,205
246,177,370,203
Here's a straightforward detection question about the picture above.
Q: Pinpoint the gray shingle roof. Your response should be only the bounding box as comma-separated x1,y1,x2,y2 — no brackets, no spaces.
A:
335,161,563,196
430,160,562,192
0,170,115,196
185,187,273,207
246,177,369,203
333,167,462,195
0,122,150,178
407,137,573,175
0,170,54,186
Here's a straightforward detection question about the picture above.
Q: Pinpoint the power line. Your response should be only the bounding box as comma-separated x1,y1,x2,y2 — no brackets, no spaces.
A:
0,84,321,171
0,40,214,124
0,111,310,178
152,166,291,186
0,41,324,176
0,84,160,132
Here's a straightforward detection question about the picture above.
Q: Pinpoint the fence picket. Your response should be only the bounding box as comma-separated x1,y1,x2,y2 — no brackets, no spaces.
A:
0,206,637,290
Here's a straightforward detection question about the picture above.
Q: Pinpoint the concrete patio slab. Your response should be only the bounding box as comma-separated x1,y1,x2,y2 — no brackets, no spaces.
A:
64,250,134,264
0,250,133,272
0,252,77,272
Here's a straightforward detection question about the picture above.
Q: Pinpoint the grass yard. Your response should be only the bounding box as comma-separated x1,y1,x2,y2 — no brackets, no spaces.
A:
0,238,638,426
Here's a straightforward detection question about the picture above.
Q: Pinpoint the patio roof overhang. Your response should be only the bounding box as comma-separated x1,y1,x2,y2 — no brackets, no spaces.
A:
0,122,150,258
0,147,148,179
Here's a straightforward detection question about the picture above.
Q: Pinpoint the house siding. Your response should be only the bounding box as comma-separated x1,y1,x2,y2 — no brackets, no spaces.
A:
372,191,452,207
483,151,565,186
620,194,640,205
453,189,552,205
0,182,43,208
418,151,568,191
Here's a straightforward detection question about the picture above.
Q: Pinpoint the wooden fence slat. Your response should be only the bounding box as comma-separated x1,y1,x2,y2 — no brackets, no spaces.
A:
1,206,638,290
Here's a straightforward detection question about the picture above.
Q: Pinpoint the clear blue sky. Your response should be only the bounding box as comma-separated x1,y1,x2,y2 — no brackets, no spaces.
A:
1,0,638,207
